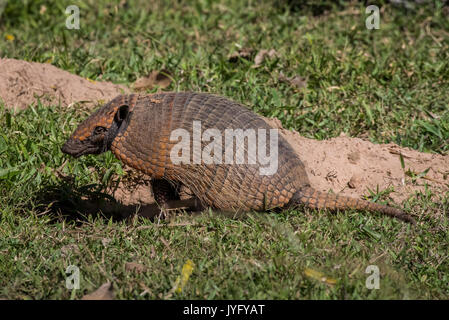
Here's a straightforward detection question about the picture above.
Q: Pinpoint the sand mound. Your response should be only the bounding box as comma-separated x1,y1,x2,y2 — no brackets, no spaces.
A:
265,118,449,206
1,58,448,209
0,58,129,110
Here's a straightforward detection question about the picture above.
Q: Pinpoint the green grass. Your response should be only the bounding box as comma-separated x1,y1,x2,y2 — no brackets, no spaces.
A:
0,0,448,299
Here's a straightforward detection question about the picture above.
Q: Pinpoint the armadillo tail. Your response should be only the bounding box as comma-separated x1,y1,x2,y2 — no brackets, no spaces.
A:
291,186,416,224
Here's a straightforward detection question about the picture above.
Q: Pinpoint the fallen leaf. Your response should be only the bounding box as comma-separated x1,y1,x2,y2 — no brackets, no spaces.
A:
253,49,278,67
81,282,114,300
60,244,79,257
134,70,171,91
101,238,112,247
289,76,307,89
170,259,194,296
304,268,337,285
228,47,254,62
125,262,147,273
278,72,307,90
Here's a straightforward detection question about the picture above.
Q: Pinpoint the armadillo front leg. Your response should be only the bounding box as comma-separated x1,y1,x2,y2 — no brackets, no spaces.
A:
151,179,206,219
151,179,180,219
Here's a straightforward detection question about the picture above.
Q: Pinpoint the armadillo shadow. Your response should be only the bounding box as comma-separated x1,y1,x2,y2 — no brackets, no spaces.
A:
34,178,202,223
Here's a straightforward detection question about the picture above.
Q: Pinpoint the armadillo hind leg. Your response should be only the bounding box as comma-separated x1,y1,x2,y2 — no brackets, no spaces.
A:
290,186,416,224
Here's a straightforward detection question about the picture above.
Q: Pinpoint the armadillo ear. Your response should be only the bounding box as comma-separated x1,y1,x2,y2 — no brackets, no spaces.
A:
107,104,130,148
114,105,129,122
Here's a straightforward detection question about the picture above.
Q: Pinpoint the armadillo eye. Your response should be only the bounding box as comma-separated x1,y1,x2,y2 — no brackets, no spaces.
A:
94,126,106,135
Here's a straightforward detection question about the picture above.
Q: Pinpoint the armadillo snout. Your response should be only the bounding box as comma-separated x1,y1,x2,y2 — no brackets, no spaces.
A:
61,138,92,158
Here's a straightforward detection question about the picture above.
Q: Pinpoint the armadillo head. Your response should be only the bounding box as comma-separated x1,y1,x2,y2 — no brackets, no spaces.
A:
61,95,134,158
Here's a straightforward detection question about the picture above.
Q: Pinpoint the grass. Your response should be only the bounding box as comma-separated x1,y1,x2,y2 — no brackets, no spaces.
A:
0,0,448,299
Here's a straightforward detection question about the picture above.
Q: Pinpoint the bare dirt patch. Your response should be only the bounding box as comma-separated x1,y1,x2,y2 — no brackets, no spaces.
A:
2,59,448,210
0,58,129,110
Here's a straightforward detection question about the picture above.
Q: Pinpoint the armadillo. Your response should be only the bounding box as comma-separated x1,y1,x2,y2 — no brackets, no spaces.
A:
61,92,415,224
